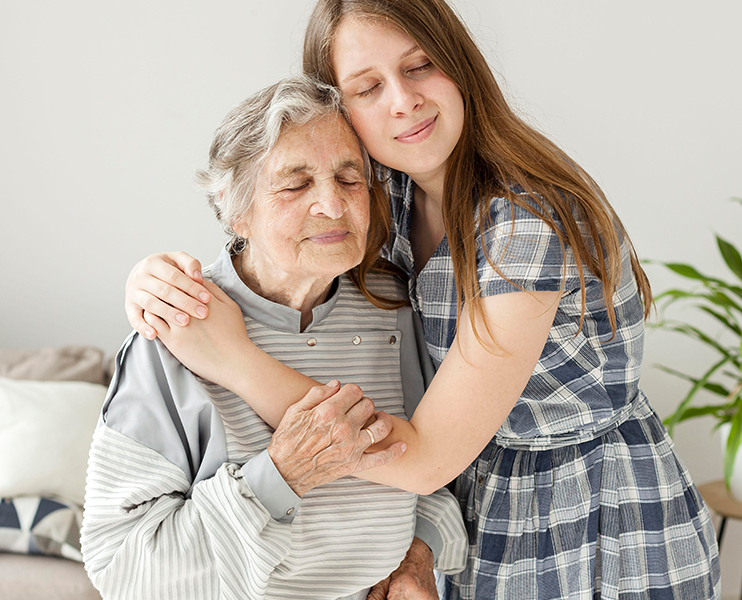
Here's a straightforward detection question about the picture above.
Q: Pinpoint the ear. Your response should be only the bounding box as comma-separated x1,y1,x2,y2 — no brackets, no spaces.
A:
232,216,250,239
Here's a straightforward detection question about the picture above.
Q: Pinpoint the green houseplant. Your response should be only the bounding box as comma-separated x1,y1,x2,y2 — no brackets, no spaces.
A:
651,198,742,494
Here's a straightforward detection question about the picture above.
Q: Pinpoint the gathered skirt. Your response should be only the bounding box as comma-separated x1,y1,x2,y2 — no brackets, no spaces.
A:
447,394,721,600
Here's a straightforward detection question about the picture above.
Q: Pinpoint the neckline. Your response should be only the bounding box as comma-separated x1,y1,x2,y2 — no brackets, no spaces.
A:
206,246,342,333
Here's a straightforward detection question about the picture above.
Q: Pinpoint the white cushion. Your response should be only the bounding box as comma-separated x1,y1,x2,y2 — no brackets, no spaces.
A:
0,377,108,506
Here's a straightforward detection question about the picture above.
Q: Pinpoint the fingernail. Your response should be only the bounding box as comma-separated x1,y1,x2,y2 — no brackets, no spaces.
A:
196,306,207,317
400,443,407,452
145,328,155,339
198,292,210,302
175,313,188,325
326,379,339,387
193,270,202,281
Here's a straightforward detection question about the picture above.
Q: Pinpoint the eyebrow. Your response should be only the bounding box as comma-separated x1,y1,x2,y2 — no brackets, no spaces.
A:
271,159,365,183
339,44,422,85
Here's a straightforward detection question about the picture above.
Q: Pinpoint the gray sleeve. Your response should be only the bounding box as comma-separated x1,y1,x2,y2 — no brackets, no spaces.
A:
397,306,436,419
241,450,302,523
102,331,228,494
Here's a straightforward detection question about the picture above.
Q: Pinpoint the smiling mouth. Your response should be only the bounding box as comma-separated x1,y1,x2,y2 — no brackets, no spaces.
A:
395,116,437,143
306,229,350,244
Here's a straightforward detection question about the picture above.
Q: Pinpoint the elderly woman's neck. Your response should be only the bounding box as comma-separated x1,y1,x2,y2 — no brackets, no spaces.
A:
234,252,335,331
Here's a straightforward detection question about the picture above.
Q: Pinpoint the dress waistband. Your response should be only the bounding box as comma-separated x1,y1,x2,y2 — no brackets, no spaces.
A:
493,391,651,451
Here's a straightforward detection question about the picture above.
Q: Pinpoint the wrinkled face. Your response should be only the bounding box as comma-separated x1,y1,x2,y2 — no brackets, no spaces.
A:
333,17,465,183
234,114,370,281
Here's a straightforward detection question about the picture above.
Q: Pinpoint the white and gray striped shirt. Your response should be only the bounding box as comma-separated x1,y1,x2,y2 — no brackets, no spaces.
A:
82,248,467,600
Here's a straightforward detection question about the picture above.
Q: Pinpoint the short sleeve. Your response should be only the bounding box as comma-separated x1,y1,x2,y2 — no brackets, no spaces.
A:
478,195,580,297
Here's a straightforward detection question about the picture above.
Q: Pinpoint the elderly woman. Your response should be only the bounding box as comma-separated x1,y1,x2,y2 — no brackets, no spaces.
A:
80,76,466,600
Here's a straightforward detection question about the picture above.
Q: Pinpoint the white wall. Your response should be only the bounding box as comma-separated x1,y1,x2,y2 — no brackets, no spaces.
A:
2,0,741,593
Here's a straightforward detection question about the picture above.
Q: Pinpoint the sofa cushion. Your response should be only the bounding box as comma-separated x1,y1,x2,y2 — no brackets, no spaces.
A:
0,377,108,506
0,346,113,385
0,496,82,561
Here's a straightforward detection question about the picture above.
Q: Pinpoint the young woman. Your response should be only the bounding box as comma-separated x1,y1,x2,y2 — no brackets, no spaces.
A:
124,1,720,598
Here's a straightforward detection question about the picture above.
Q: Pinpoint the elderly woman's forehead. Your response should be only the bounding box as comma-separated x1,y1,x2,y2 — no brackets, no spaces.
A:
268,117,364,171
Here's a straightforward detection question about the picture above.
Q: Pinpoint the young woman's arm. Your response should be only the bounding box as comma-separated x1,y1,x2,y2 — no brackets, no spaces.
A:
145,270,559,495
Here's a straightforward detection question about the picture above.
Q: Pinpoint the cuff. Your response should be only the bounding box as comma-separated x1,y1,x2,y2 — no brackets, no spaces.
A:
414,514,443,562
241,449,302,523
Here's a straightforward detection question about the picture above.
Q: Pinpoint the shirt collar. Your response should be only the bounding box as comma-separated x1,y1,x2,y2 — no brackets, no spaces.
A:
206,246,341,333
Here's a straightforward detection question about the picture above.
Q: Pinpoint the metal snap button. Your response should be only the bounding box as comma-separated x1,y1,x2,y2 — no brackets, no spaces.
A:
286,507,295,515
307,338,317,347
389,335,397,345
352,335,362,345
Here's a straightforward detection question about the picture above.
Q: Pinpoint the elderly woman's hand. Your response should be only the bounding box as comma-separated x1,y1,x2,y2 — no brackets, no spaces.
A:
268,382,407,497
367,537,438,600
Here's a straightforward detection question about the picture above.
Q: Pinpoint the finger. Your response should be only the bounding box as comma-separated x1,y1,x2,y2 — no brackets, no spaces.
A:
366,577,390,600
126,305,156,340
151,280,209,321
345,395,376,427
141,259,210,311
362,411,393,446
357,441,407,471
202,279,233,306
293,380,342,412
143,310,170,335
165,251,205,284
132,290,191,327
322,383,365,413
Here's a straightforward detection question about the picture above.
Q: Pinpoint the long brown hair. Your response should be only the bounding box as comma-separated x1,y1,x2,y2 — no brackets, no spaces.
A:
303,0,652,341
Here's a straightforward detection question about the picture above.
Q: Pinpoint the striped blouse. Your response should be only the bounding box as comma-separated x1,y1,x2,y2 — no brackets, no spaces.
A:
81,247,467,600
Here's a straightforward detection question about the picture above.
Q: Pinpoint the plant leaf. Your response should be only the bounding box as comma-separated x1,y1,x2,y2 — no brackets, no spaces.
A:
658,321,735,362
698,306,742,336
663,263,715,282
653,364,731,397
665,356,731,435
718,235,742,283
677,404,732,421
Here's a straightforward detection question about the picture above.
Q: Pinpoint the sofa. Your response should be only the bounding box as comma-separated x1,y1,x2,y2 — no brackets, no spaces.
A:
0,346,113,600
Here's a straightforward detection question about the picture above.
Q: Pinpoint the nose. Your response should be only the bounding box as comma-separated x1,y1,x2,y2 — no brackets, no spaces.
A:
388,77,422,116
309,181,348,220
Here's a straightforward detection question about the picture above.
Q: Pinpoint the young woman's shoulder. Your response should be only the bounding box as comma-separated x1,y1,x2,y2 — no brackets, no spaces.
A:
477,192,588,297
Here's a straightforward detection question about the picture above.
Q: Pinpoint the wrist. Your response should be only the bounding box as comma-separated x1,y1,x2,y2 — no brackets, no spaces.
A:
220,336,259,394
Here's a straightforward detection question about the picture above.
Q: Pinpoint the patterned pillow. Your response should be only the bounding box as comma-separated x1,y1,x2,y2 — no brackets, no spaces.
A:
0,496,82,561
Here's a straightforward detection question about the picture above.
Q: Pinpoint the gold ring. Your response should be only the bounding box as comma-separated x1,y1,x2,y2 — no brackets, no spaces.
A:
363,428,376,446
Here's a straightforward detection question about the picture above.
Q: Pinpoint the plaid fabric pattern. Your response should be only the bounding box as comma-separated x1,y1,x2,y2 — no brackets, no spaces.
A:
383,170,720,599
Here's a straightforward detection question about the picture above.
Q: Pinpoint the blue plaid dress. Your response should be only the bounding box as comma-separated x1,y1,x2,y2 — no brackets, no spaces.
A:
383,170,720,600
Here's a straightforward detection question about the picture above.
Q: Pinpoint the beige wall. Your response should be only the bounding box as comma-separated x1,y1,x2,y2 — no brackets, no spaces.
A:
2,0,741,594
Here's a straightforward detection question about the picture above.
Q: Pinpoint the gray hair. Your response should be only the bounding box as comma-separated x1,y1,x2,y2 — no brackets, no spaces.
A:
196,75,372,249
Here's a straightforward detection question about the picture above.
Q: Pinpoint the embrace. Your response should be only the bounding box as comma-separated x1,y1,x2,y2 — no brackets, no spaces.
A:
82,1,720,599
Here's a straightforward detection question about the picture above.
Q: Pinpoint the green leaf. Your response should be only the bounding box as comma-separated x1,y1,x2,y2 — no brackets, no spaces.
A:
659,322,735,361
653,364,731,397
663,263,714,282
725,406,742,489
677,405,732,421
665,356,731,435
698,306,742,336
718,236,742,282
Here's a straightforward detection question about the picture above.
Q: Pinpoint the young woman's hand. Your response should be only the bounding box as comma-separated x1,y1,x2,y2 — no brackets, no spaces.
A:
125,251,211,340
143,279,249,389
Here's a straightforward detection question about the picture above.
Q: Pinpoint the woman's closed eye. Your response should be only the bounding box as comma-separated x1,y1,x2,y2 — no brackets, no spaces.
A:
283,181,311,192
357,82,381,98
407,61,433,76
336,176,364,187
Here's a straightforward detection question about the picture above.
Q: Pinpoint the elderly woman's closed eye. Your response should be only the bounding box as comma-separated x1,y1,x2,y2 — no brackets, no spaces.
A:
81,75,467,600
